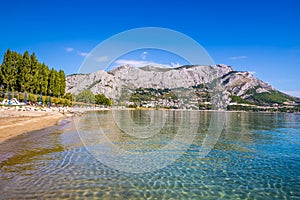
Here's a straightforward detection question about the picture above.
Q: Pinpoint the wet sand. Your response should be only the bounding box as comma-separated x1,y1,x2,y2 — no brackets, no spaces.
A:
0,109,67,143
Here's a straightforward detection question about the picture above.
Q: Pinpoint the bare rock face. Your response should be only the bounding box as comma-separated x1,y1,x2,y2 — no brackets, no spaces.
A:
220,71,273,98
107,64,233,88
66,64,274,102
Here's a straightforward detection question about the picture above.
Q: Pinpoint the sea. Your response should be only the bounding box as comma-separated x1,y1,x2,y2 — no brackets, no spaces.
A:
0,110,299,199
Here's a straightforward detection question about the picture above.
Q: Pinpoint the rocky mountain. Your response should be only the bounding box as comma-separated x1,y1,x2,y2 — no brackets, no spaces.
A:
66,64,299,109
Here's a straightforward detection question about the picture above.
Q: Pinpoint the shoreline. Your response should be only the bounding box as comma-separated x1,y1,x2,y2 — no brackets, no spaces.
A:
1,106,298,143
0,106,110,143
0,108,68,143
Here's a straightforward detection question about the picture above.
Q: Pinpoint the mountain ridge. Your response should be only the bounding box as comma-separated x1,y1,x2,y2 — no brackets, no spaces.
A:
66,64,300,109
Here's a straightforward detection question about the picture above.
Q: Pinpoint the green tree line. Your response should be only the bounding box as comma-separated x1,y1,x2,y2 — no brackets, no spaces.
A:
76,89,112,106
0,49,66,97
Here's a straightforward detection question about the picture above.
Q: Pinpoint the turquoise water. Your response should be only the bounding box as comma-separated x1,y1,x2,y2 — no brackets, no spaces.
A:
0,111,300,199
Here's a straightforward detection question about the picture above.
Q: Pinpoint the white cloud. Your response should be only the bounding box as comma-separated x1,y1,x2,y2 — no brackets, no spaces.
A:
230,56,247,60
114,59,177,68
95,56,109,62
281,90,300,98
170,62,181,68
141,51,148,60
79,52,89,57
66,47,74,52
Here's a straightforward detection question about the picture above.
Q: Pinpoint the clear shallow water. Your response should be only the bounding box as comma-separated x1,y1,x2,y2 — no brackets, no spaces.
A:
0,111,300,199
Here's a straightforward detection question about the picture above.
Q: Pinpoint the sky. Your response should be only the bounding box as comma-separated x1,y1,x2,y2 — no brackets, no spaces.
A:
107,48,190,71
0,0,299,97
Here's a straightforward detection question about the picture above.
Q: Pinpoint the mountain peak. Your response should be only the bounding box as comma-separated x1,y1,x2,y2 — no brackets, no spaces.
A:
66,64,299,108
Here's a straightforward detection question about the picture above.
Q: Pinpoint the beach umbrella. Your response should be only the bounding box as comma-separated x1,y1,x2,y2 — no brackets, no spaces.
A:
8,92,11,106
24,93,27,104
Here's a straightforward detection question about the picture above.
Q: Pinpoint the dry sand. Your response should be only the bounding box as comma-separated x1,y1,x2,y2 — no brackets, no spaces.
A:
0,109,67,143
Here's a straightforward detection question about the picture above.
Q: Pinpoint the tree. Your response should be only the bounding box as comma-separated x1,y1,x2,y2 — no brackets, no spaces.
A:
30,53,39,94
95,93,112,106
76,89,95,103
39,63,50,95
54,70,61,97
18,51,31,92
0,49,21,91
58,69,66,96
64,92,75,101
0,49,66,96
48,68,57,96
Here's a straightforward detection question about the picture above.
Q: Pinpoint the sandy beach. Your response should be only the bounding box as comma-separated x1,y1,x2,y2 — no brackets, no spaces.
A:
0,108,68,143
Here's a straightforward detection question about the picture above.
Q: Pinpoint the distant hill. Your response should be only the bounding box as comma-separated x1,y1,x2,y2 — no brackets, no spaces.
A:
66,64,300,110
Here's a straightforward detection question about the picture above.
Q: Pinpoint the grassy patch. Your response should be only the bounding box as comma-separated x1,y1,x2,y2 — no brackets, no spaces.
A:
230,95,256,105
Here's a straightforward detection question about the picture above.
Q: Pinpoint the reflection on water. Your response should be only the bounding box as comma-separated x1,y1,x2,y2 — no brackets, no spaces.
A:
0,111,299,199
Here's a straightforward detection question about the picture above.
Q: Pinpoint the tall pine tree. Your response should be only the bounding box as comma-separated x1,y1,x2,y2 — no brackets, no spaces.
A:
58,69,66,96
30,53,39,94
39,63,50,95
18,51,31,92
0,49,66,96
48,68,56,96
0,49,21,91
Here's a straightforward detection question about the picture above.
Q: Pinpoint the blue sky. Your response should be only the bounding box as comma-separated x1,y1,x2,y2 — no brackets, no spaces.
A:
0,0,299,96
107,48,190,71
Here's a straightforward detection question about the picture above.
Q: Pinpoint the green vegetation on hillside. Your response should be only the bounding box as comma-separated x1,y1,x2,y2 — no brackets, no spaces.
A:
0,49,65,97
230,95,256,105
247,90,292,105
228,89,300,112
76,89,112,106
